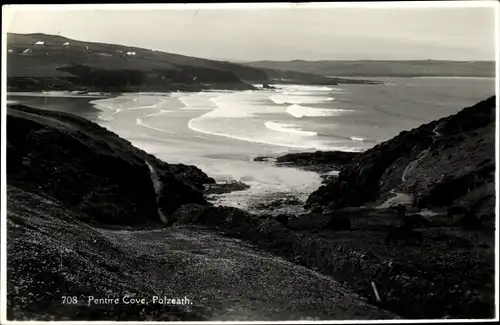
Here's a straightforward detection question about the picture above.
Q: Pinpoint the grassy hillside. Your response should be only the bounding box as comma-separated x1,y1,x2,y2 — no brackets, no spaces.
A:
8,33,384,92
7,33,266,92
245,60,495,78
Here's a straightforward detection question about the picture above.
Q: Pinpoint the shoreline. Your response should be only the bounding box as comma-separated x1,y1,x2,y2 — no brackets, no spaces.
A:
8,92,326,214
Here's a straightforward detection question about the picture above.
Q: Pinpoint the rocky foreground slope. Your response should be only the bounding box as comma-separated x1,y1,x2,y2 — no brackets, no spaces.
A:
6,104,396,321
5,97,497,320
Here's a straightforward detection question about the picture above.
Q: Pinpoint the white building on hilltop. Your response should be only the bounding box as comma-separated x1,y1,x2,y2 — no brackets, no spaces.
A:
63,42,70,46
34,41,44,45
126,51,136,56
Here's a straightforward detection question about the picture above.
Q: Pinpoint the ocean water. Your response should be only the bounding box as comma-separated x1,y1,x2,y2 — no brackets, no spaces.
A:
8,77,496,212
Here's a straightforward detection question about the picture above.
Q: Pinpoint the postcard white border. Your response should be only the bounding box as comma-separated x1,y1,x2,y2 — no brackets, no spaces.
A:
1,1,499,324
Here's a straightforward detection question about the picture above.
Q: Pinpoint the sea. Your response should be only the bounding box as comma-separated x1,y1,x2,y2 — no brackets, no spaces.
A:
7,77,496,213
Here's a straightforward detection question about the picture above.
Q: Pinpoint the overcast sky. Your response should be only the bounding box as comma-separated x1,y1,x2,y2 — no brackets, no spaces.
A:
3,4,497,61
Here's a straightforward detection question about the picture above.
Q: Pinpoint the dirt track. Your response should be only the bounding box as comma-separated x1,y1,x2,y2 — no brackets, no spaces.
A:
97,226,397,321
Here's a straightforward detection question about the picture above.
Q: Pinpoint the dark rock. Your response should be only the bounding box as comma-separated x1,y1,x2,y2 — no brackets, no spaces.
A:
262,83,276,89
276,150,359,170
170,204,252,229
276,214,289,226
324,215,351,231
419,173,477,207
170,204,293,248
252,195,303,212
402,214,430,229
393,204,406,217
385,225,423,246
253,156,275,162
456,197,490,230
458,214,482,230
205,180,250,195
447,206,468,221
168,163,216,190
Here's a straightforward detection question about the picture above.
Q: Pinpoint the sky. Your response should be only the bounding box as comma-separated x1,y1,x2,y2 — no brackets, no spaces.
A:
3,3,497,61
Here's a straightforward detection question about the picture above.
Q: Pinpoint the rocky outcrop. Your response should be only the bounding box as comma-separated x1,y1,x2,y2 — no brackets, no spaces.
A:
253,151,358,176
276,150,358,173
7,104,213,226
262,83,276,89
204,180,250,195
305,96,496,226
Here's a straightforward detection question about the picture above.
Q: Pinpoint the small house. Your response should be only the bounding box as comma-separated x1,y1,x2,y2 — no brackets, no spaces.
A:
34,41,45,45
22,48,33,55
63,42,70,46
7,49,14,53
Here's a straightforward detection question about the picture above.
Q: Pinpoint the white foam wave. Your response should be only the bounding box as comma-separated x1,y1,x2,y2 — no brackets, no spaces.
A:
177,92,221,110
188,118,332,150
92,101,123,115
143,110,172,118
136,110,175,134
272,84,333,92
136,117,176,135
98,116,113,122
264,121,318,137
270,94,334,105
204,95,256,118
128,104,159,110
198,92,282,118
286,104,351,118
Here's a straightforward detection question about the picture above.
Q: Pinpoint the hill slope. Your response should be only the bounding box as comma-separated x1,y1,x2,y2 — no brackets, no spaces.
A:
306,96,496,226
245,60,495,78
7,104,215,226
7,33,380,92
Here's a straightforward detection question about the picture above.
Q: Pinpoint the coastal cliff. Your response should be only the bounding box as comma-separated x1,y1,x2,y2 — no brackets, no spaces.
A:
305,96,496,225
7,104,215,226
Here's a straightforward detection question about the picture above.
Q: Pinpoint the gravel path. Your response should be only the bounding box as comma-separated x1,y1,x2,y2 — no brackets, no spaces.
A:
97,226,397,321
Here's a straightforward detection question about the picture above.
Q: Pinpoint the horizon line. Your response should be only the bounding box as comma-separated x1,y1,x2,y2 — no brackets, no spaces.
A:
6,32,496,63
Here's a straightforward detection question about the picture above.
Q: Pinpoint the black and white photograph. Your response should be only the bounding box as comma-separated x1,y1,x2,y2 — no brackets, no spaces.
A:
1,2,498,322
